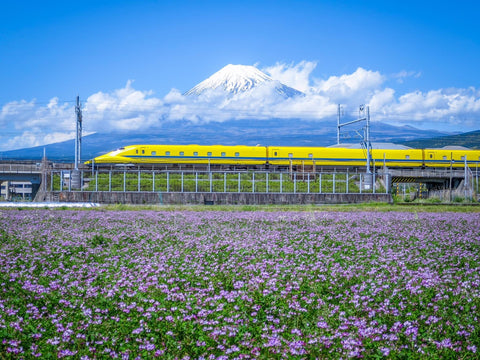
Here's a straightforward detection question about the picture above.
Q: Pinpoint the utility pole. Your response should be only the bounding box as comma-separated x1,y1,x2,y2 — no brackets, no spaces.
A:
75,96,82,170
337,105,372,174
364,105,372,176
337,104,341,145
42,147,47,193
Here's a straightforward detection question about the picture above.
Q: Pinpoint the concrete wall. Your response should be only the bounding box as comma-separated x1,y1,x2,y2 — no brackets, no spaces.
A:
43,191,392,205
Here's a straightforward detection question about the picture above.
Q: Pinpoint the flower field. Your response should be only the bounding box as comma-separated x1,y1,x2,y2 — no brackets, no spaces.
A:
0,209,479,359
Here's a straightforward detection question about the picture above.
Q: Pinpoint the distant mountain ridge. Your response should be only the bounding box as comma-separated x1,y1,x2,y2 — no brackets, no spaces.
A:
0,119,456,161
184,64,303,98
400,130,480,149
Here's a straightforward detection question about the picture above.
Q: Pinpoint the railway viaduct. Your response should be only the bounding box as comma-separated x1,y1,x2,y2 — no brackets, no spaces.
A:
0,161,476,204
0,162,43,200
388,168,471,189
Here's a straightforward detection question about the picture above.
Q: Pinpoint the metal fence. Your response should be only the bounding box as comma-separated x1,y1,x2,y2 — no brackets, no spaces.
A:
48,170,388,194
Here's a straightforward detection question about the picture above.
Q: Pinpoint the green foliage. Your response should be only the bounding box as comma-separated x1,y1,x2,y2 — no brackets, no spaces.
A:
89,234,109,247
77,171,377,195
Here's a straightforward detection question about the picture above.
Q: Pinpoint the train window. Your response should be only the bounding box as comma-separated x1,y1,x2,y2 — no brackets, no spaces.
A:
429,154,433,159
461,156,465,160
289,153,293,158
309,153,313,158
193,152,198,156
405,155,410,159
207,152,212,156
136,150,138,154
221,152,226,157
180,152,184,156
142,150,145,154
166,151,170,156
152,151,156,156
443,156,447,160
274,152,277,156
235,152,240,157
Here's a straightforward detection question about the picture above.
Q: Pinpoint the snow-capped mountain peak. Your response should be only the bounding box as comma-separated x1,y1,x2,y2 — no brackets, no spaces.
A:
184,64,303,98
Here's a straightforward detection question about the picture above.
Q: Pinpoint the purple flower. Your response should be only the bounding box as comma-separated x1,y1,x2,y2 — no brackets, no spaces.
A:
264,335,282,347
288,340,307,355
58,349,78,358
467,345,477,353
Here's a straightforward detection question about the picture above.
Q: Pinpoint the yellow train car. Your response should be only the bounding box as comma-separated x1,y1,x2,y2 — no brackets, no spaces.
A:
88,144,268,165
422,148,480,168
267,146,368,167
267,147,426,168
371,148,424,168
87,144,480,169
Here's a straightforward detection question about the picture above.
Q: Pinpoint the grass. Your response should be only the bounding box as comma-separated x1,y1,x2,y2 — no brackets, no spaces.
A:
0,210,479,358
2,202,480,213
50,171,366,194
89,202,480,213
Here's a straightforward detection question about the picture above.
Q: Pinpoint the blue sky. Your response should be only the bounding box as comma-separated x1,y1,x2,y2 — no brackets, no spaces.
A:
1,0,480,150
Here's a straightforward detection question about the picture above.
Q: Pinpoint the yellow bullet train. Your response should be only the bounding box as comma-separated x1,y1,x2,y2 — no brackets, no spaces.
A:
86,144,480,169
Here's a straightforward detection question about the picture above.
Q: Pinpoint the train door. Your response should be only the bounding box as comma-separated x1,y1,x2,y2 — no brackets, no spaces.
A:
138,147,147,162
271,148,280,157
425,151,435,167
269,148,280,166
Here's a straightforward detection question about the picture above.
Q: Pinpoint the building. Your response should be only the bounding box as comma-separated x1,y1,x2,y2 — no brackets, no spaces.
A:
0,181,33,200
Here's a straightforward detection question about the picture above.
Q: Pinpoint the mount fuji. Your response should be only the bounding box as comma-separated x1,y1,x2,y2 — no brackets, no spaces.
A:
0,64,457,161
184,64,303,98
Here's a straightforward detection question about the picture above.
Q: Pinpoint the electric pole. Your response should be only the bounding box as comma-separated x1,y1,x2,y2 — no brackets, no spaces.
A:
364,105,372,176
337,104,342,145
75,96,82,169
336,104,372,174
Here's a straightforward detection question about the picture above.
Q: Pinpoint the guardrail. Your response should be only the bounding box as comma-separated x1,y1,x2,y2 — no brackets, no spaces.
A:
388,168,468,178
0,164,43,172
47,170,387,194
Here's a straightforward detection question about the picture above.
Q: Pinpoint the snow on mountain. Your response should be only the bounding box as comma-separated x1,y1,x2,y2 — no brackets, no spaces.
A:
184,64,303,98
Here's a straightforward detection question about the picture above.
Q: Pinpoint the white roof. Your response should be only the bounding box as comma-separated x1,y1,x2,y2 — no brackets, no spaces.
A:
437,146,471,150
328,142,412,150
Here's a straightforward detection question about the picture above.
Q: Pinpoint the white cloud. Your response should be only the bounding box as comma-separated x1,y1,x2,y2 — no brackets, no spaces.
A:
391,70,422,83
369,88,396,111
84,80,165,132
314,67,385,105
1,62,480,151
2,131,78,151
263,61,317,93
0,97,77,151
379,87,480,128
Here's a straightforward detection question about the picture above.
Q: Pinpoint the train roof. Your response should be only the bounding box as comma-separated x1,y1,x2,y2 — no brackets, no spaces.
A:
328,143,412,150
433,146,472,150
329,144,475,151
